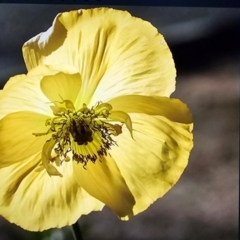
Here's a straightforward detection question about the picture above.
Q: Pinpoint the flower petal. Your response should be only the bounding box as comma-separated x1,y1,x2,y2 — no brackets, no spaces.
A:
1,74,26,90
0,74,50,118
0,66,57,118
40,71,82,104
108,111,133,138
108,95,193,124
110,113,193,217
22,13,68,71
0,152,104,231
0,64,81,119
41,139,63,177
72,154,135,218
0,111,50,167
22,8,176,107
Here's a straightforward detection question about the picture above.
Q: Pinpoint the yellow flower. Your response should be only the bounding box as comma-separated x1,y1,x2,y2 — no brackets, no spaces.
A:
0,8,193,231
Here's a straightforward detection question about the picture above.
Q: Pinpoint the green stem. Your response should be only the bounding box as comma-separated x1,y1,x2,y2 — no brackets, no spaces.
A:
71,221,83,240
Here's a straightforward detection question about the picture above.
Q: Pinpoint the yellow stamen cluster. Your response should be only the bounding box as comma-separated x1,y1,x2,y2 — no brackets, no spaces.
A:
33,100,123,170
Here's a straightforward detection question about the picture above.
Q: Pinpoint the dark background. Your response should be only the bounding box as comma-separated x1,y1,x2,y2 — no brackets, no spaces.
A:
0,4,239,240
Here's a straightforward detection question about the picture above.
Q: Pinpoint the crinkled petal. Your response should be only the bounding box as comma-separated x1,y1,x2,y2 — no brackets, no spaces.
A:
110,113,193,217
0,111,49,167
22,13,68,71
22,8,176,107
0,74,50,118
0,66,59,118
108,95,193,124
72,154,135,218
0,64,80,119
0,152,104,231
27,63,79,77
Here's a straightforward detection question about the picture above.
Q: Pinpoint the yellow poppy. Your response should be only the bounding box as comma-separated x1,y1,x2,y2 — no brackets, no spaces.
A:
0,8,193,231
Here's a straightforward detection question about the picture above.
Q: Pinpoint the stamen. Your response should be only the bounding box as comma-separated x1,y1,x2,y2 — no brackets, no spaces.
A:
33,99,130,176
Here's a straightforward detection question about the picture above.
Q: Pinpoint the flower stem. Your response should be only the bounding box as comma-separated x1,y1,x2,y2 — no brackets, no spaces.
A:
71,221,83,240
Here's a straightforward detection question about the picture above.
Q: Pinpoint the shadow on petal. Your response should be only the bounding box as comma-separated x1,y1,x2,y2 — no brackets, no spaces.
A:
109,113,193,216
0,152,104,231
0,111,50,167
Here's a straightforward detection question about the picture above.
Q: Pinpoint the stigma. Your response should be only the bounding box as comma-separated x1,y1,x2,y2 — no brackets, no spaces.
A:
33,99,123,176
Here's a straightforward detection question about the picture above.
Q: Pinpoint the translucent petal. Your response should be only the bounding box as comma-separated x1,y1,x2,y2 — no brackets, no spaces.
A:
22,8,176,108
22,13,68,71
40,71,82,104
0,66,56,118
26,63,79,78
0,64,81,119
0,111,50,167
110,113,193,217
0,152,104,231
72,154,135,218
108,95,193,124
1,74,26,90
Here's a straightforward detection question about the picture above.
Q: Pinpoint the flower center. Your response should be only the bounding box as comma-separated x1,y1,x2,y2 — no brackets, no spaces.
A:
33,99,124,176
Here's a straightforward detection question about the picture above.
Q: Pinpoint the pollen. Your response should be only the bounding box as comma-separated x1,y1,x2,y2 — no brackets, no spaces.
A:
33,99,123,174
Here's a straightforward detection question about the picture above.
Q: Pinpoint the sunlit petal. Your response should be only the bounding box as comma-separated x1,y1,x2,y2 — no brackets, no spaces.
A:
73,154,135,218
22,13,68,71
108,95,193,124
0,152,104,231
0,75,51,118
110,113,193,217
40,71,82,104
22,8,176,108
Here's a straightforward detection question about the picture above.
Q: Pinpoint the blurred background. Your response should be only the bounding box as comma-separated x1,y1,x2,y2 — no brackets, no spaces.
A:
0,4,239,240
